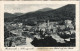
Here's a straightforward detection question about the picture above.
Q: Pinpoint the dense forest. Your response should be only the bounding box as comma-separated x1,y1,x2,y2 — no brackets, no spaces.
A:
4,4,75,23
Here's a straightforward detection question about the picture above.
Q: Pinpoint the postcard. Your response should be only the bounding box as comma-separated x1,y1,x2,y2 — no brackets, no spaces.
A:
0,1,79,51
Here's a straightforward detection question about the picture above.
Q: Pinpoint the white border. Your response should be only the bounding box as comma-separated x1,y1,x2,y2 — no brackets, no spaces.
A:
0,1,79,51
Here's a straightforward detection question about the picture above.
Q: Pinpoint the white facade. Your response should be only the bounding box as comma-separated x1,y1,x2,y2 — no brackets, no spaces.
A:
65,20,74,29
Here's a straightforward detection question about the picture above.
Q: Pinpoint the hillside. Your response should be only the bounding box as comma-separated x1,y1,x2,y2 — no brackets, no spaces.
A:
4,13,17,22
14,13,24,16
37,8,54,12
4,12,17,18
4,4,75,22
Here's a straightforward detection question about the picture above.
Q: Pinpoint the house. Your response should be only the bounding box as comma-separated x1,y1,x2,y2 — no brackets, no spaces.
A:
65,20,72,24
10,29,23,36
58,25,66,30
65,20,74,29
37,22,47,31
70,30,75,34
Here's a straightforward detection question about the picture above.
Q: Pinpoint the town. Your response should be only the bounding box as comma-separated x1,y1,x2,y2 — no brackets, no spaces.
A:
4,19,75,47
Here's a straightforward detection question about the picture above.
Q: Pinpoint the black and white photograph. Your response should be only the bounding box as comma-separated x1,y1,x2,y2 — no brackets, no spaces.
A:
4,4,76,47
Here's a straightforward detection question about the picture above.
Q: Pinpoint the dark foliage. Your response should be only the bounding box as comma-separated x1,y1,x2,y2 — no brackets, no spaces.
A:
31,36,57,47
31,36,75,47
4,26,16,39
4,4,75,24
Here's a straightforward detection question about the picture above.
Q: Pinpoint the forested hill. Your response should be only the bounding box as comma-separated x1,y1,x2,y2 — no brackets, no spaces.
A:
4,12,17,18
4,4,75,22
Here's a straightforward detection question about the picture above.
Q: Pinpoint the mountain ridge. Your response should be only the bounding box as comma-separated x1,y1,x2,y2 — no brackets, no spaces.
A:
4,4,75,22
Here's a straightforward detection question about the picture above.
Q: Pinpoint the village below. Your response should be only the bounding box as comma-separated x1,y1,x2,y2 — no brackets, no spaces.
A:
4,4,76,47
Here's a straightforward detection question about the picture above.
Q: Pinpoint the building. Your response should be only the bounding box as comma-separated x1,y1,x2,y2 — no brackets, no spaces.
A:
10,29,23,36
65,20,74,29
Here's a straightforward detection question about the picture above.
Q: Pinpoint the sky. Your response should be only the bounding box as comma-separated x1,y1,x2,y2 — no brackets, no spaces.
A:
4,4,68,14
